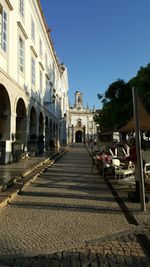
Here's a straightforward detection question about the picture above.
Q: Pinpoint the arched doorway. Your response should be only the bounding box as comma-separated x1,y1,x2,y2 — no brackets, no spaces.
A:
0,84,11,140
75,130,83,142
16,98,27,143
29,106,37,138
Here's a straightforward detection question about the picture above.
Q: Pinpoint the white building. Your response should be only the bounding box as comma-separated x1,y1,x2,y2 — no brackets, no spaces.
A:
0,0,69,163
69,91,97,143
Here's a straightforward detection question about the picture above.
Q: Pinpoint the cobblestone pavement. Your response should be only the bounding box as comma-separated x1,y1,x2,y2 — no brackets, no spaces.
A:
0,150,58,189
0,144,150,266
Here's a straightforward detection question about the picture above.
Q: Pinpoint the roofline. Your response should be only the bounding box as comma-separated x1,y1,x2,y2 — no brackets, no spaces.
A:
36,0,62,74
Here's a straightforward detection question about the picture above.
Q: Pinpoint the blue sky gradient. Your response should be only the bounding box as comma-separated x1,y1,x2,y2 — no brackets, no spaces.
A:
40,0,150,108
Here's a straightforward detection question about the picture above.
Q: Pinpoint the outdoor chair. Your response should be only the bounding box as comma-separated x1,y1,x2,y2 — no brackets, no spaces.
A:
112,158,134,182
109,148,117,158
144,162,150,192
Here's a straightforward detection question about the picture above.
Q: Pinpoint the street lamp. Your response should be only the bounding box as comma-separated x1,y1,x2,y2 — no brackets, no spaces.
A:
58,113,67,145
44,93,56,106
83,125,86,146
50,93,56,104
71,124,74,143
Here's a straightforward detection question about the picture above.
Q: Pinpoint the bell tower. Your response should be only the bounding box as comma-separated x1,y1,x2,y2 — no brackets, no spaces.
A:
75,91,83,110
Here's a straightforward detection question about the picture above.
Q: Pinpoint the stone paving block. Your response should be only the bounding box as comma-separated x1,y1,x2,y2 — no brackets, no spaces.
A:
70,253,80,267
88,262,99,267
20,259,33,267
12,258,26,267
125,256,134,265
116,255,125,264
49,258,60,267
97,255,107,266
107,254,117,264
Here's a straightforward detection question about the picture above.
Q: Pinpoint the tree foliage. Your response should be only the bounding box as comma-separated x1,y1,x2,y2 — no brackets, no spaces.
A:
95,63,150,131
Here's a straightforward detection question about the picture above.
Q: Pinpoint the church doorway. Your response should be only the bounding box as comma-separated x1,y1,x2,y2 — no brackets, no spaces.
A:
75,130,83,142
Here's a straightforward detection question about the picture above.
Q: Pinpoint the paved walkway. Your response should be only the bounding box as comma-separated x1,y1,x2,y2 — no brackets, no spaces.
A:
0,144,150,266
0,149,61,191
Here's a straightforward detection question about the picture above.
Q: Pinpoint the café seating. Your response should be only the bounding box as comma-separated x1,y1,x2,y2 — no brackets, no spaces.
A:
144,162,150,191
112,158,134,182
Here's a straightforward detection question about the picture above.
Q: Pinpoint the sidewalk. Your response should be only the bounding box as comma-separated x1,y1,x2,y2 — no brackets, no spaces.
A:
0,150,57,189
0,147,67,211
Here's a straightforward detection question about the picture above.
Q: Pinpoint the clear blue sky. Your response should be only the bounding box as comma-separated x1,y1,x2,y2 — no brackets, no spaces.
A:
40,0,150,109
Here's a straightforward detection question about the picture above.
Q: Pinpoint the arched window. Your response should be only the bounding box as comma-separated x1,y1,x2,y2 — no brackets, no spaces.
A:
78,96,81,102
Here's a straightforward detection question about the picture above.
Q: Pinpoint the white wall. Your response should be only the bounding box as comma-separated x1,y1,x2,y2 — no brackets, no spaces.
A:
0,0,69,147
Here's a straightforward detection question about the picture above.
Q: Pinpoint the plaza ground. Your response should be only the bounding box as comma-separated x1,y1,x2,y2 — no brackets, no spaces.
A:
0,144,149,266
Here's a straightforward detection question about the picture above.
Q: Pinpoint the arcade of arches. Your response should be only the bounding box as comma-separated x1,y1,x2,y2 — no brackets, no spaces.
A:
0,84,59,164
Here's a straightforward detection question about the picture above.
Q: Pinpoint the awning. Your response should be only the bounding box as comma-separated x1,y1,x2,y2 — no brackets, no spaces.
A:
119,98,150,132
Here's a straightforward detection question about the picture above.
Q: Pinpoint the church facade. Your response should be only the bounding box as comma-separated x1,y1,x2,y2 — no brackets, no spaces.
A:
69,91,97,143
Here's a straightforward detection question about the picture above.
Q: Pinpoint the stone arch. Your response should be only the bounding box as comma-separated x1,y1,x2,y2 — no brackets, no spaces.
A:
0,84,11,140
16,98,27,143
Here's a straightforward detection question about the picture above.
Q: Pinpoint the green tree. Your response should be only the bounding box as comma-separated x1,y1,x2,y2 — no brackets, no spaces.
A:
95,79,133,130
129,63,150,112
95,63,150,132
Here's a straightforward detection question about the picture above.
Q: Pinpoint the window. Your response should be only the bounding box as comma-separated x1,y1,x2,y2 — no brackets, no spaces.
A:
31,57,35,86
0,5,7,52
39,38,42,57
19,37,24,72
20,0,24,17
78,96,81,102
31,18,35,41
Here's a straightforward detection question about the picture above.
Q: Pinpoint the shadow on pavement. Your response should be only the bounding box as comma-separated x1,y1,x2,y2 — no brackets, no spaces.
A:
0,246,149,267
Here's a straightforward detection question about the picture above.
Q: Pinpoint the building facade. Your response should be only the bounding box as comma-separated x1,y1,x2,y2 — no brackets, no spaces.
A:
69,91,97,143
0,0,69,163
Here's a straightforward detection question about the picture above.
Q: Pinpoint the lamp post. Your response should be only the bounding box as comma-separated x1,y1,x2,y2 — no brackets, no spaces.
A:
71,124,74,143
58,113,67,146
44,93,56,106
83,125,86,146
